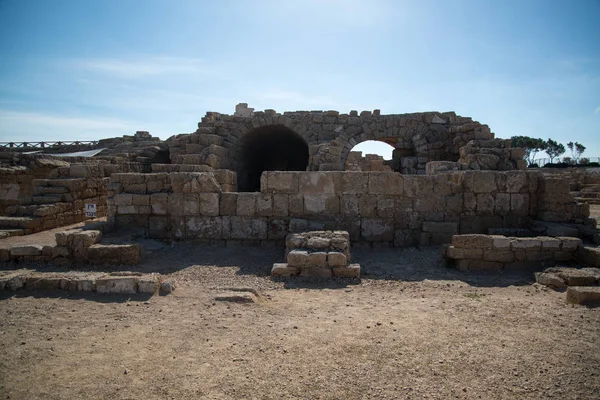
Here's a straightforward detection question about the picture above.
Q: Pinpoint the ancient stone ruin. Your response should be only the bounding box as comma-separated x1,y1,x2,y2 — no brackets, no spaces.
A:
1,103,599,301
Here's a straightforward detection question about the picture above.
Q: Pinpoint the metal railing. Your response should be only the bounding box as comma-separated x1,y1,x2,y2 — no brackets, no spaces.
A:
0,141,99,150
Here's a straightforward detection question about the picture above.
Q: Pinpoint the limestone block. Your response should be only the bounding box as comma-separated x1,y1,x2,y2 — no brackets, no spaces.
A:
299,267,333,278
287,250,309,267
332,264,361,278
229,217,267,240
510,194,529,215
114,194,133,206
359,195,378,217
453,233,494,248
169,173,221,194
10,245,43,257
422,221,458,234
298,172,336,194
186,217,223,239
303,194,339,214
272,194,289,217
376,196,395,218
286,233,307,249
256,194,273,217
535,272,567,289
368,172,403,195
558,237,581,252
87,244,140,265
118,205,137,214
494,193,510,215
308,252,327,267
199,192,220,216
327,252,347,267
26,276,63,290
540,237,561,250
476,193,495,215
446,246,483,259
361,218,394,241
403,175,434,197
52,246,70,258
132,194,150,206
151,193,168,215
566,286,600,305
96,276,138,294
237,193,257,217
485,236,508,250
220,193,238,216
288,194,304,215
306,237,330,249
472,171,497,193
268,219,288,240
483,249,515,263
271,263,299,277
138,275,159,293
511,238,542,251
267,172,299,194
338,172,368,194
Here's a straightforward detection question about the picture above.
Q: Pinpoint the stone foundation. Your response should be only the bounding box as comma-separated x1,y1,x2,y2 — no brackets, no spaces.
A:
272,231,360,278
443,234,582,270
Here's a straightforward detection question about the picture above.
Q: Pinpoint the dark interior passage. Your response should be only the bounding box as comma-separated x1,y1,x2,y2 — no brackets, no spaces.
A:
237,125,309,192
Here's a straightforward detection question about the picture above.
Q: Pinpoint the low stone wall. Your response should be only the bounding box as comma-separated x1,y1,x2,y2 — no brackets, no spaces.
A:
444,234,582,271
0,226,140,266
0,270,169,294
109,170,589,247
272,231,360,278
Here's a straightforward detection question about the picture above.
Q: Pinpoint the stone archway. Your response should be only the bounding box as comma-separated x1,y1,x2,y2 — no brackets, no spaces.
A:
237,124,309,192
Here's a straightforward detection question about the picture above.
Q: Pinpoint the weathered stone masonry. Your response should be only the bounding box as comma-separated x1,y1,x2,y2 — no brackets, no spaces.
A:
108,170,589,247
166,106,526,192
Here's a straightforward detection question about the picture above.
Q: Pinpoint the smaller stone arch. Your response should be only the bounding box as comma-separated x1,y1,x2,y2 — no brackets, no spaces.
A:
236,124,309,192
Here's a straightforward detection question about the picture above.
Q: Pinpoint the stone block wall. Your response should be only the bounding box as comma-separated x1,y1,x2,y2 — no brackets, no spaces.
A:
272,231,360,278
345,151,392,172
444,234,582,271
109,170,588,247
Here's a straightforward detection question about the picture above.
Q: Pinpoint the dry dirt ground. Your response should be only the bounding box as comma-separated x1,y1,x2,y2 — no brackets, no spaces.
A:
0,207,599,399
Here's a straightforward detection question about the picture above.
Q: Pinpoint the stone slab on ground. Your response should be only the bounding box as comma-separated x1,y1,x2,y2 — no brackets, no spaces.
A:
566,286,600,305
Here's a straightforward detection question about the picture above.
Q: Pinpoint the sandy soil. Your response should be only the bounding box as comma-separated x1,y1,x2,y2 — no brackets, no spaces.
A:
1,244,599,400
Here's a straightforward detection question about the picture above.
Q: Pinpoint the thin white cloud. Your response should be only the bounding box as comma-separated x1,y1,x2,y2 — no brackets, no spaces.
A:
72,56,222,78
594,106,600,114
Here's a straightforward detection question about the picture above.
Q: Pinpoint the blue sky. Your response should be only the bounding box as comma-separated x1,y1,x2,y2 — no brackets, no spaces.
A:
0,0,598,161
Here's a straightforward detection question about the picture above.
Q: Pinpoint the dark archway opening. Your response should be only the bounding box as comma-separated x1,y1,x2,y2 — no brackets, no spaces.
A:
237,124,309,192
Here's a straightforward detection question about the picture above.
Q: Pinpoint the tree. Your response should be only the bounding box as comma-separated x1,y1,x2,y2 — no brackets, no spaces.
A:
567,142,586,164
545,139,565,163
511,136,548,166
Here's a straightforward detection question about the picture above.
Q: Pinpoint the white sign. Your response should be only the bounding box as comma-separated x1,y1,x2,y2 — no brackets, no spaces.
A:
85,203,97,218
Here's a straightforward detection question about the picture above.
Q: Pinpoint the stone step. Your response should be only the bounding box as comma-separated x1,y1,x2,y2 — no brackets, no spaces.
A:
32,194,65,204
567,286,600,305
0,229,25,239
0,216,41,230
33,186,70,195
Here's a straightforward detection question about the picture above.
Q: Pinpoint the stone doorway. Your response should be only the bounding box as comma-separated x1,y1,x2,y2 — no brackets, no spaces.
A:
237,125,309,192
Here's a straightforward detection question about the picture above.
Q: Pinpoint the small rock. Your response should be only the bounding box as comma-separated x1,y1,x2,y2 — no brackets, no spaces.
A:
159,281,176,295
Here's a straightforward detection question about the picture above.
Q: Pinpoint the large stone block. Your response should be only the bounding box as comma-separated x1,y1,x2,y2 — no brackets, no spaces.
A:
272,194,289,217
361,218,394,241
510,194,529,215
472,171,497,193
298,172,336,194
327,252,347,267
229,217,267,240
169,172,221,194
237,193,257,217
338,172,368,194
303,195,339,214
199,192,220,216
266,172,299,194
566,286,600,305
271,263,299,277
186,216,223,239
340,195,359,215
452,234,494,249
332,264,361,278
368,172,403,195
96,276,138,294
10,245,43,257
308,252,327,267
220,193,238,216
256,194,273,217
446,246,483,259
150,193,168,215
287,250,309,267
422,221,458,234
